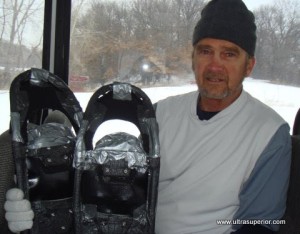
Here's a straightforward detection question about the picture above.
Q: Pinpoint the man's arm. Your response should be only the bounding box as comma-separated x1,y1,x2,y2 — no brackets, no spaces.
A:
231,124,291,233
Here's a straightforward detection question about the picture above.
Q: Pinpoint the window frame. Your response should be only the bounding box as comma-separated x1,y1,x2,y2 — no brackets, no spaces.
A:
43,0,71,84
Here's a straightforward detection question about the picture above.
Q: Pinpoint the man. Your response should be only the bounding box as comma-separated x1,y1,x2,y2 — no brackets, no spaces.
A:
154,0,291,233
4,0,291,233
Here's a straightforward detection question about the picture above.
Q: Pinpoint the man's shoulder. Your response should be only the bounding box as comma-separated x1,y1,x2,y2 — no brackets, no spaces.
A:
245,91,287,127
157,91,197,107
155,91,197,120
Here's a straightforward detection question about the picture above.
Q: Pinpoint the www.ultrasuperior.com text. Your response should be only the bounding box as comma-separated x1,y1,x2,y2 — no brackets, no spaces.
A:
216,219,286,225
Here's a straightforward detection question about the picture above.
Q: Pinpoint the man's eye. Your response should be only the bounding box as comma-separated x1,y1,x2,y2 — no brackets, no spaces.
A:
225,52,237,57
199,49,211,55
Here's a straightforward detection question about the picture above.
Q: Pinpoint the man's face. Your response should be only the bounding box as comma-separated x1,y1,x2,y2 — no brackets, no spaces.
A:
192,38,255,107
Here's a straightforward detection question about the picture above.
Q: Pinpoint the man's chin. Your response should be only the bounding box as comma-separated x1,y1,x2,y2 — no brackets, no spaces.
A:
199,89,229,100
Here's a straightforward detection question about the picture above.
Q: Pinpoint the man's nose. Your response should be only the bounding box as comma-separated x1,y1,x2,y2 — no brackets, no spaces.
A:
207,54,224,72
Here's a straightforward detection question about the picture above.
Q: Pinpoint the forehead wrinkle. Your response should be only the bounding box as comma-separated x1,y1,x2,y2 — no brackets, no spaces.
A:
196,41,244,57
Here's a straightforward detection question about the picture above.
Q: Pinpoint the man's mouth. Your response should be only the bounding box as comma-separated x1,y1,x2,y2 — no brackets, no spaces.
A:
206,77,224,82
204,72,226,83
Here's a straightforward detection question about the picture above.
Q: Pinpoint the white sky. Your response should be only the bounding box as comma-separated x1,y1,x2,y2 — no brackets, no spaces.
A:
243,0,275,10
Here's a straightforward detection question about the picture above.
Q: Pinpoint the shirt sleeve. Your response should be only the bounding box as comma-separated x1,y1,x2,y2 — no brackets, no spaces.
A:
232,123,291,232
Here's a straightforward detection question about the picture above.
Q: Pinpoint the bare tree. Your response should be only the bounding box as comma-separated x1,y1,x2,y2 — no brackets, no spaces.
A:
70,1,133,85
171,0,203,47
0,0,43,89
0,0,7,42
254,0,300,84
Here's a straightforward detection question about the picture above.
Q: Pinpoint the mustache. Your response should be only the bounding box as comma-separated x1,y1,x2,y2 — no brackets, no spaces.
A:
203,71,228,81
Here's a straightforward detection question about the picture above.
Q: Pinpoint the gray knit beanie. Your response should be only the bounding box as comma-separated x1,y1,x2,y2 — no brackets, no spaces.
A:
192,0,257,56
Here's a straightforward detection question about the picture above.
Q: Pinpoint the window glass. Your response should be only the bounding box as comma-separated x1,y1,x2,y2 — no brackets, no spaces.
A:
1,0,299,135
0,1,44,134
69,0,300,135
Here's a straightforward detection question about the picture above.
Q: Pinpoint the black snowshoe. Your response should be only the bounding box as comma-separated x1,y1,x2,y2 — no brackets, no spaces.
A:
9,68,83,233
73,82,160,234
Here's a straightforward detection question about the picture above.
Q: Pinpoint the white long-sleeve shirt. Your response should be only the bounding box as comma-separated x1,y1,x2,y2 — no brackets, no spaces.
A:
155,90,291,234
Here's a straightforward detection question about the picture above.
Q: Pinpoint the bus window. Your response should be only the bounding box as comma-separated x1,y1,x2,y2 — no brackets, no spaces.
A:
69,0,300,136
0,1,44,135
0,0,299,136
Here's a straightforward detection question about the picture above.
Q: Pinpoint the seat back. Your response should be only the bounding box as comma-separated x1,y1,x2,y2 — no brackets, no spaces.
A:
278,108,300,233
0,130,14,234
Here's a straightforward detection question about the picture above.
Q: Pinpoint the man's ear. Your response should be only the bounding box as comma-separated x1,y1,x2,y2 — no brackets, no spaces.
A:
153,103,157,112
245,56,256,77
191,50,195,71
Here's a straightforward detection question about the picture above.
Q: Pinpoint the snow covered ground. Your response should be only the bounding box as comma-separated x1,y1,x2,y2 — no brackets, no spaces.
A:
1,78,299,138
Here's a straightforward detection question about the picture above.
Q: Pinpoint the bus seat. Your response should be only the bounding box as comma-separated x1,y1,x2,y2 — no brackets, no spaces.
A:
0,130,14,234
0,111,72,234
293,108,300,135
278,134,300,233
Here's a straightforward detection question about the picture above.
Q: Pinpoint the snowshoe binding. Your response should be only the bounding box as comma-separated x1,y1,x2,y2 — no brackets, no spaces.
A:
73,82,160,234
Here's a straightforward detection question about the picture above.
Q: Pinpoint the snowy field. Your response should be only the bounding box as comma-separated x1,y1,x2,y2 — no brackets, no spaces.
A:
1,78,300,138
